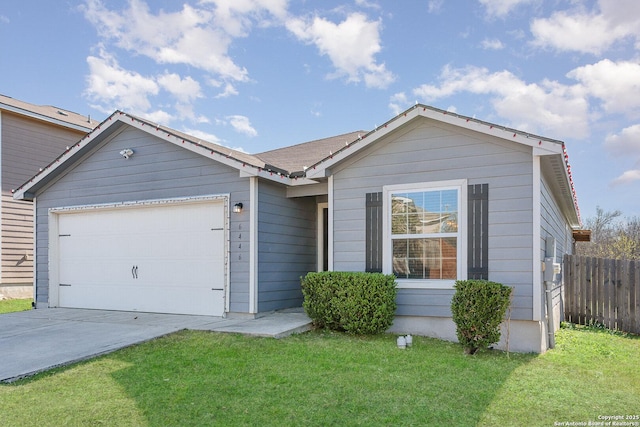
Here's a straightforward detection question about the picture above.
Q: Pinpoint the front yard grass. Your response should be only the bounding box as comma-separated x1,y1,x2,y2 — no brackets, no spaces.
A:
0,325,638,426
0,298,32,314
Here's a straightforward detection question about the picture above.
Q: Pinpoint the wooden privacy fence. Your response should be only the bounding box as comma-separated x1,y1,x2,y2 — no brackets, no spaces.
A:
564,255,640,334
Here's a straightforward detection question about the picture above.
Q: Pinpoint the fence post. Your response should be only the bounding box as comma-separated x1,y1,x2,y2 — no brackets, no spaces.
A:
629,260,637,335
596,257,604,325
634,260,640,334
604,258,613,330
586,257,594,325
618,260,628,332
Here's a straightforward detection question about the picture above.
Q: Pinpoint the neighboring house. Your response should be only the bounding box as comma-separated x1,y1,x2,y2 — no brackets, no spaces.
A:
0,95,98,299
13,104,582,352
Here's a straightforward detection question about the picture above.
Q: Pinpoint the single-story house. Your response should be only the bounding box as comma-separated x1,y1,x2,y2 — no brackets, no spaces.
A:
0,94,98,298
13,104,582,352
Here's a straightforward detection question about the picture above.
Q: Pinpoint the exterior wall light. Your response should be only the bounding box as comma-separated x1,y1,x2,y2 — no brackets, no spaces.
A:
233,203,243,213
120,148,134,159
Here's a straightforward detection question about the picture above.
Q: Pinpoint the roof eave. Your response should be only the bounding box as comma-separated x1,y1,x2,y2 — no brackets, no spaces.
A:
0,101,95,132
12,110,301,200
306,104,565,179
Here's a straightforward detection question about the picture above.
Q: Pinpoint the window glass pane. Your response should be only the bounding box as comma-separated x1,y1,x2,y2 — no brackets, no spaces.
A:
407,213,422,234
392,195,409,214
423,191,440,215
392,213,407,234
391,195,408,235
441,237,457,279
392,239,409,278
391,237,457,280
393,188,458,235
440,190,458,232
389,185,460,282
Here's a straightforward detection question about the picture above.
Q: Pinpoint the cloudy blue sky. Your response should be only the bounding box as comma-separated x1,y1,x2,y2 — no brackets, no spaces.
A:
1,0,640,220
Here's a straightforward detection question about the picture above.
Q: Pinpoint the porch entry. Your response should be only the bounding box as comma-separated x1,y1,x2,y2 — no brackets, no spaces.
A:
317,203,329,271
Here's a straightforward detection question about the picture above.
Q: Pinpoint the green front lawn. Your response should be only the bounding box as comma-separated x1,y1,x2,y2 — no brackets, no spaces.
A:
0,298,32,314
1,324,638,426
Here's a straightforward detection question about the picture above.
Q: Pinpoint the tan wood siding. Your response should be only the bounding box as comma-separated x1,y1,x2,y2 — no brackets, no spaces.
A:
1,111,88,285
1,195,33,283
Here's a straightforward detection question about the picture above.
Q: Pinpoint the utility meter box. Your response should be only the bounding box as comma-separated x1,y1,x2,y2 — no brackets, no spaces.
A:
543,257,561,282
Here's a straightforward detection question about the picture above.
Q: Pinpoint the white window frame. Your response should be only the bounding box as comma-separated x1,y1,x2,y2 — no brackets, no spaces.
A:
383,179,467,289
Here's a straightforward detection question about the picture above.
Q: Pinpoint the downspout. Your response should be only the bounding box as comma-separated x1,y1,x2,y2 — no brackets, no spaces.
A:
31,197,37,308
543,239,560,349
544,278,556,349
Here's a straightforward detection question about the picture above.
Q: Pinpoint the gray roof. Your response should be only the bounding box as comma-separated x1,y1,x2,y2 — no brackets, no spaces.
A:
0,94,99,131
256,131,365,175
144,117,267,169
12,104,581,227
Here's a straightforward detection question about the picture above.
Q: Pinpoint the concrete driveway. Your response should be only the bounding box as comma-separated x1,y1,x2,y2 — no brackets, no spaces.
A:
0,307,311,382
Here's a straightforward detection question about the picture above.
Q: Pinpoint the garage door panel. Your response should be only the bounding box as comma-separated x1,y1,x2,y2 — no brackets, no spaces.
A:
133,259,224,285
56,200,226,316
59,283,225,316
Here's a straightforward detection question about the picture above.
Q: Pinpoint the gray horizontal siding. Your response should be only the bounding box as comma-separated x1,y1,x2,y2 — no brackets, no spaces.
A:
540,170,573,321
257,180,316,312
396,288,454,317
332,117,535,320
33,126,251,311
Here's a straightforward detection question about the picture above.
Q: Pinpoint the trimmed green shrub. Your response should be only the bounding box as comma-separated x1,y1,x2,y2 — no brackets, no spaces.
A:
301,272,397,335
451,280,512,354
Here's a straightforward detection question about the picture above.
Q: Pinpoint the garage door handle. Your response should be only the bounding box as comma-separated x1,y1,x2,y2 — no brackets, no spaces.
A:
132,265,138,279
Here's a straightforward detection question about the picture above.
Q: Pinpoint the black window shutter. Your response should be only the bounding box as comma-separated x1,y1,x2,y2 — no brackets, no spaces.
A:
365,192,383,272
467,184,489,280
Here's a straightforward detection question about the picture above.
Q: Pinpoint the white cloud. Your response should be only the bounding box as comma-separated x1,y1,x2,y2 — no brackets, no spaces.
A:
82,0,394,130
173,103,210,123
427,0,444,14
84,48,159,114
0,15,9,24
530,0,640,54
389,92,410,116
85,48,218,124
605,124,640,157
354,0,381,10
184,126,249,153
215,83,239,98
183,127,222,144
611,169,640,186
82,0,251,81
480,38,505,50
479,0,535,18
568,60,640,115
143,109,174,124
406,57,640,159
605,124,640,187
226,115,258,137
286,12,395,88
81,0,296,123
157,73,202,103
412,64,590,139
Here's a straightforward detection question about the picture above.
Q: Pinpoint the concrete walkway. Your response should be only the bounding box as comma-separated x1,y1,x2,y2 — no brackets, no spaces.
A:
0,308,312,383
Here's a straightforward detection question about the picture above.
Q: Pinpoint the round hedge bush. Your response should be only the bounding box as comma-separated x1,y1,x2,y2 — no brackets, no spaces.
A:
451,280,512,354
301,271,397,335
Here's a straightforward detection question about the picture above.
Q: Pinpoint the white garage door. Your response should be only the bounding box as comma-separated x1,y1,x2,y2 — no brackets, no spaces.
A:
55,199,226,316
